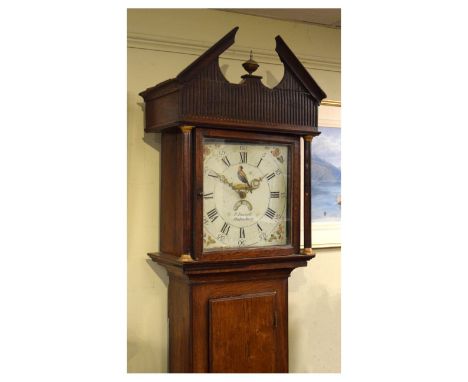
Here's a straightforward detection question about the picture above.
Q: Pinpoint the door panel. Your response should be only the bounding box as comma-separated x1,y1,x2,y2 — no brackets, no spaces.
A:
209,292,277,373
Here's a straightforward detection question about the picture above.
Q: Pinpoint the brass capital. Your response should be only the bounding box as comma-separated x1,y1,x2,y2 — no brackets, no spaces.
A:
301,247,315,256
179,125,195,134
303,135,313,142
178,253,194,262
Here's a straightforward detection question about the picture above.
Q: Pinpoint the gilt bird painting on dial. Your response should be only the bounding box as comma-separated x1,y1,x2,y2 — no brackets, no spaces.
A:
127,8,341,373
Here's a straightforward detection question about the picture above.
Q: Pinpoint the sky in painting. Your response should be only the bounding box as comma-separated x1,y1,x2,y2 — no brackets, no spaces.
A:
312,127,341,222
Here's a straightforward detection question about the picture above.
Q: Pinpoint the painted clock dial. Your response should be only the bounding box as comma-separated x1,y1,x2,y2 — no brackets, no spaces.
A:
202,138,290,250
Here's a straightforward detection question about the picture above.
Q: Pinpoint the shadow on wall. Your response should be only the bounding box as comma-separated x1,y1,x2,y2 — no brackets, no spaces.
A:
127,98,167,372
127,338,158,373
289,260,341,373
289,268,341,373
127,333,168,373
146,259,169,288
127,261,169,373
264,70,281,88
137,99,162,155
142,129,161,153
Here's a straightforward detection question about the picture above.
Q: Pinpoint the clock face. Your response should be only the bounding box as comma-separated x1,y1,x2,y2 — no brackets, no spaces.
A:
203,138,290,251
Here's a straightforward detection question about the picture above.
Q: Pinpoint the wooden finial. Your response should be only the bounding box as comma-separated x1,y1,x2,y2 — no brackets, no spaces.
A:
242,50,259,75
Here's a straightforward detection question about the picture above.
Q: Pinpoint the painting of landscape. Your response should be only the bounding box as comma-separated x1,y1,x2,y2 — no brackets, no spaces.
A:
312,127,341,222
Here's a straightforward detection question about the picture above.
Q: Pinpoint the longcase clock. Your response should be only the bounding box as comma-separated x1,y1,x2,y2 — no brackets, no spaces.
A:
139,26,326,373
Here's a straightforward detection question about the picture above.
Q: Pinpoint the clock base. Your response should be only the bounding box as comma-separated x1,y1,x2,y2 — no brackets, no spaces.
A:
148,252,314,373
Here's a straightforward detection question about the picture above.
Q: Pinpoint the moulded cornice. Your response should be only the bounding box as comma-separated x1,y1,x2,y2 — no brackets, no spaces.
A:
127,32,341,73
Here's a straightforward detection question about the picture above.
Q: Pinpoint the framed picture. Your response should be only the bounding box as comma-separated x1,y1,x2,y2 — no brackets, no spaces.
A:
312,103,341,248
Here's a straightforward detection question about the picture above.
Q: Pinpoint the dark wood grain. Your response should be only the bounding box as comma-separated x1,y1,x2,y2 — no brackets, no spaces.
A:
139,27,326,135
180,126,193,257
209,292,277,372
144,90,180,131
168,276,192,372
160,131,183,256
303,136,312,250
148,252,314,276
191,272,289,372
158,127,194,259
148,253,307,373
275,35,327,102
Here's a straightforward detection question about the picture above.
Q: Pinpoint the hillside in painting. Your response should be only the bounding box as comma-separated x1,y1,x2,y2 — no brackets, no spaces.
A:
311,129,341,222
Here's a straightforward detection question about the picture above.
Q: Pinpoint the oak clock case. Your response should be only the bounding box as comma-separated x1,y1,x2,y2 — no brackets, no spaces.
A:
140,26,326,373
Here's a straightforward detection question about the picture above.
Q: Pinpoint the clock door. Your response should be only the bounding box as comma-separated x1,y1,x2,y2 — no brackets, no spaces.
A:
209,292,278,373
194,127,301,261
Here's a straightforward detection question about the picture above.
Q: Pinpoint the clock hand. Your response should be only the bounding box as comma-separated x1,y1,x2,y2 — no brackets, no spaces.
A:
208,170,244,194
249,173,267,191
227,167,267,193
208,170,262,198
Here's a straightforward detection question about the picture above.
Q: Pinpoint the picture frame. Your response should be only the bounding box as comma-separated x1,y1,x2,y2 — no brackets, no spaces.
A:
312,102,341,248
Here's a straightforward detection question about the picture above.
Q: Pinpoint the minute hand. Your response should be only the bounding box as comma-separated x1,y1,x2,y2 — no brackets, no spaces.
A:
249,173,267,191
209,171,240,193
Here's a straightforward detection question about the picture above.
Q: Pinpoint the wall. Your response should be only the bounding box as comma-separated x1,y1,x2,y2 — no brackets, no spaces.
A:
127,8,341,373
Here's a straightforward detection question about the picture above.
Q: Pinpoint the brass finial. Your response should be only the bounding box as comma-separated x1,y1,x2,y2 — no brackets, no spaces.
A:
242,50,259,75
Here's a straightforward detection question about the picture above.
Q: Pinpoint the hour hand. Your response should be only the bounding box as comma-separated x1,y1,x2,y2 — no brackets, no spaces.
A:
207,170,249,199
207,170,235,189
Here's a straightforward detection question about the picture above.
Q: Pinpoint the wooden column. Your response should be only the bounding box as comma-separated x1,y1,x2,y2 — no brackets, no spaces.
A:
179,125,194,262
302,135,314,255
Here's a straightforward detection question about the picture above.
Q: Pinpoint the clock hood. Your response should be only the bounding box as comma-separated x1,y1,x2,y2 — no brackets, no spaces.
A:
139,27,326,135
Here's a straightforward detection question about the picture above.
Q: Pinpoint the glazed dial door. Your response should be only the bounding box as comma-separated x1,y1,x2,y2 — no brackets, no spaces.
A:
203,138,290,251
